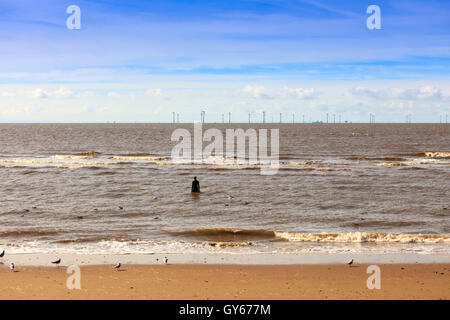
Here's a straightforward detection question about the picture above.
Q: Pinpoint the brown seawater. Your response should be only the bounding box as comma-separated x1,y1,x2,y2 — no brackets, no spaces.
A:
0,123,449,255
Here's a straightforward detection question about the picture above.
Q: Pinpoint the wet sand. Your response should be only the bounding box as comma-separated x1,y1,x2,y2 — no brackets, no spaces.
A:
0,264,448,300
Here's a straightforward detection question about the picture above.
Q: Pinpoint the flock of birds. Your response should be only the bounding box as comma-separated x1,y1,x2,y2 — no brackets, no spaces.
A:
4,193,361,272
0,249,170,272
17,204,164,224
1,248,354,271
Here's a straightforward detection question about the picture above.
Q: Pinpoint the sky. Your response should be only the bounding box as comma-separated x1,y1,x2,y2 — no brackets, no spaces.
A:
0,0,449,123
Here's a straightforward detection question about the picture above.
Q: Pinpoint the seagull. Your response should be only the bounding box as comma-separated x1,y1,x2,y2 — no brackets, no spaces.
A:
32,206,37,209
348,259,354,267
118,206,123,210
0,250,4,258
114,263,121,269
51,258,61,265
226,194,234,200
10,263,14,271
164,256,168,264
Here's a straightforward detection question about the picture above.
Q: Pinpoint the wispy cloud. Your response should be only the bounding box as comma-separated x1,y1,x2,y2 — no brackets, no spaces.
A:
52,87,74,98
0,1,449,122
284,87,318,99
351,85,443,101
77,91,95,97
27,88,49,99
243,85,272,99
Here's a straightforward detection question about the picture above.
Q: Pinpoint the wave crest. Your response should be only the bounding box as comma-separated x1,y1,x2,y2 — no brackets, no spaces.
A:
275,231,450,243
171,228,450,244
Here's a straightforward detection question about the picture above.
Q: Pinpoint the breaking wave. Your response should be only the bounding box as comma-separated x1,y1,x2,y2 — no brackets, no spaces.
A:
171,228,276,241
112,155,171,161
405,152,450,158
346,156,407,162
275,231,450,244
53,151,101,160
423,152,450,158
171,228,450,244
376,159,450,167
0,156,130,168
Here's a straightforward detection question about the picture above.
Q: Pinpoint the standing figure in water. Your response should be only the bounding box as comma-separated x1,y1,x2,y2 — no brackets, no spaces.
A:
192,177,200,193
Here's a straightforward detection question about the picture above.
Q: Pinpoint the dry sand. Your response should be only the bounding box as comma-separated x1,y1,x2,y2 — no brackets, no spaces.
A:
0,264,448,300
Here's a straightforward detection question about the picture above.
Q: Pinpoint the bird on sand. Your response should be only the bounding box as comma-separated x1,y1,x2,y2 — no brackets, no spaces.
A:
10,263,14,271
0,250,4,258
348,259,354,267
118,206,123,210
164,256,168,264
51,258,61,265
114,263,121,270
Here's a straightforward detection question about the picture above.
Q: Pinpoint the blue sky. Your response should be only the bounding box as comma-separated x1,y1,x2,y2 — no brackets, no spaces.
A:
0,0,449,122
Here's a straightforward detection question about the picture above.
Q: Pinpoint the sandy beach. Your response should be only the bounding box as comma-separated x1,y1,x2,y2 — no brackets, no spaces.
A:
1,263,448,300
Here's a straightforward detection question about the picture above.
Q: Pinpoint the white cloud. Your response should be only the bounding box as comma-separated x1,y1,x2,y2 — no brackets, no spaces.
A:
416,86,440,100
52,87,73,98
0,104,41,117
351,86,442,101
386,101,405,110
243,85,272,99
27,88,49,99
78,91,95,97
285,87,317,99
145,88,163,97
351,87,383,99
24,87,74,99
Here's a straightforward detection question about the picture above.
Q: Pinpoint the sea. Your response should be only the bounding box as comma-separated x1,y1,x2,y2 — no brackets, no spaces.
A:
0,123,449,258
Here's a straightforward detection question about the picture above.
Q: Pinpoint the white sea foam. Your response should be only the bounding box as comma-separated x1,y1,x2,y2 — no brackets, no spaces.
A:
2,236,449,256
274,231,450,244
